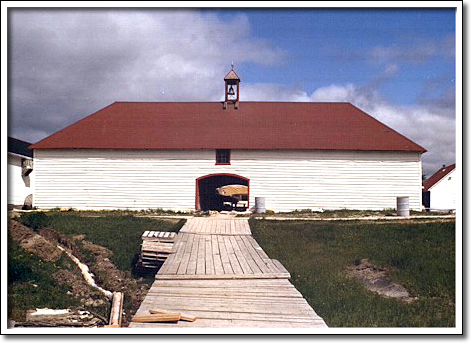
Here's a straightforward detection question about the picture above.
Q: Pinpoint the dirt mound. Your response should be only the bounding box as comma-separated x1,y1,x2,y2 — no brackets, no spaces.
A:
347,259,416,302
9,219,152,326
9,220,63,262
73,238,151,325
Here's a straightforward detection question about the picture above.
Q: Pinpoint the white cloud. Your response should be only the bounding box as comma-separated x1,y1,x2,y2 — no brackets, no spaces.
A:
9,9,286,141
368,35,455,64
305,83,455,175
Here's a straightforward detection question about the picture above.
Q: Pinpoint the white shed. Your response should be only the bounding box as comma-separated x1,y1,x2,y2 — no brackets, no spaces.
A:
8,137,34,207
423,164,456,211
30,69,426,212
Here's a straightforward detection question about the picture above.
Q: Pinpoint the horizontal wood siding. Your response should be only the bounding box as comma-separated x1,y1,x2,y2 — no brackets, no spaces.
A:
34,149,422,211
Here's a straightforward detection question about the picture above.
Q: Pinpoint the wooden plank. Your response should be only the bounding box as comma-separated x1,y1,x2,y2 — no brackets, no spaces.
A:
215,219,221,235
156,250,174,275
233,235,263,274
237,235,271,274
140,295,314,308
185,234,199,275
138,299,316,315
146,291,304,300
155,273,290,280
223,235,243,275
164,233,189,274
146,293,303,301
205,236,215,275
211,235,224,275
148,308,316,323
151,279,292,288
149,286,299,294
243,236,280,274
217,235,233,274
130,319,324,328
228,235,253,274
176,233,195,275
131,314,181,322
149,309,197,322
191,218,203,233
245,235,269,259
233,219,241,235
196,236,206,275
142,231,150,238
243,220,252,235
272,259,290,275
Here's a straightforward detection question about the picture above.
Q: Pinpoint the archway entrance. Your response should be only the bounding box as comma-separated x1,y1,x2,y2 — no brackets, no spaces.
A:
196,173,249,211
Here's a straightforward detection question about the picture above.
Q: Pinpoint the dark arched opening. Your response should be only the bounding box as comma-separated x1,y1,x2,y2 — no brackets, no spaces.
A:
196,173,249,211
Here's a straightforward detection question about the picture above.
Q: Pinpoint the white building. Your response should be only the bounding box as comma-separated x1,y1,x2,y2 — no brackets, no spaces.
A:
8,137,34,207
30,68,426,212
423,164,456,211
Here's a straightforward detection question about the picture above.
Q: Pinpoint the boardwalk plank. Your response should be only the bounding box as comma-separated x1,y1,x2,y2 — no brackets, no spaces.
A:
185,234,199,275
223,235,243,275
205,236,215,275
233,235,263,274
228,235,253,274
217,235,233,274
177,234,195,275
196,236,206,275
238,235,271,273
211,235,224,275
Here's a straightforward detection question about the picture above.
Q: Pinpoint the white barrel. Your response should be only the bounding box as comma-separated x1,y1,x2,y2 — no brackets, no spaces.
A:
396,196,409,216
255,197,266,214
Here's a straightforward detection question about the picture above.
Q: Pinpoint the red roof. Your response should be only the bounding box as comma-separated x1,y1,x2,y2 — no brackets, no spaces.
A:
30,102,426,152
423,163,455,191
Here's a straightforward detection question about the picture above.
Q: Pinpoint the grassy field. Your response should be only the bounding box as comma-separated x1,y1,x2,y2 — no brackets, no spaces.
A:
250,219,455,327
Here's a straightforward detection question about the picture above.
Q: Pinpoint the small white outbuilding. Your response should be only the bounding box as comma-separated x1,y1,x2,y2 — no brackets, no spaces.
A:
30,68,426,212
422,164,456,211
8,137,34,208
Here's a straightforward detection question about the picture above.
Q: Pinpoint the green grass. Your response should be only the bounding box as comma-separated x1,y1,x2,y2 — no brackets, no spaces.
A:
8,233,81,321
254,209,452,218
32,213,185,273
250,219,455,327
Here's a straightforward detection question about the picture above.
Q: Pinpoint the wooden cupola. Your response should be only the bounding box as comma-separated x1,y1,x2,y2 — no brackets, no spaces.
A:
224,64,240,109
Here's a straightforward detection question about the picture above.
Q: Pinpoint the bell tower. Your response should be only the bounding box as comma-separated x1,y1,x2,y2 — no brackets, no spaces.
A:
224,63,241,109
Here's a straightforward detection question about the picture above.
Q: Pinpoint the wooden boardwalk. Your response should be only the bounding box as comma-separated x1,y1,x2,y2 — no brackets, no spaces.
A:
130,216,327,328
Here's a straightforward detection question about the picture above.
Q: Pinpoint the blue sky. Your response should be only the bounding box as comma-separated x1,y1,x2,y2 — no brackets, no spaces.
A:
8,7,457,175
213,8,455,105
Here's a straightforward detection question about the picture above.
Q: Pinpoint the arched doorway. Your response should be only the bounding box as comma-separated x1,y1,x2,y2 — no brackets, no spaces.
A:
196,173,249,211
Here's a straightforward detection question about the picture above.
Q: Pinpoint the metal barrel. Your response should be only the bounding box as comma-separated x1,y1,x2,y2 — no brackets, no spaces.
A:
396,196,410,216
255,197,266,214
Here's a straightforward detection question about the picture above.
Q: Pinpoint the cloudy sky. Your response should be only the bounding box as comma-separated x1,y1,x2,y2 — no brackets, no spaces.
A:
8,7,456,176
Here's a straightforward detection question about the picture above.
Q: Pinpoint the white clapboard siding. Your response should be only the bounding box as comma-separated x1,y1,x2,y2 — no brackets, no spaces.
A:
429,169,456,210
33,149,423,211
8,153,34,205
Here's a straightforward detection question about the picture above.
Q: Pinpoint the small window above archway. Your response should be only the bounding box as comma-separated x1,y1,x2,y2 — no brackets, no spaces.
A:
216,149,231,165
